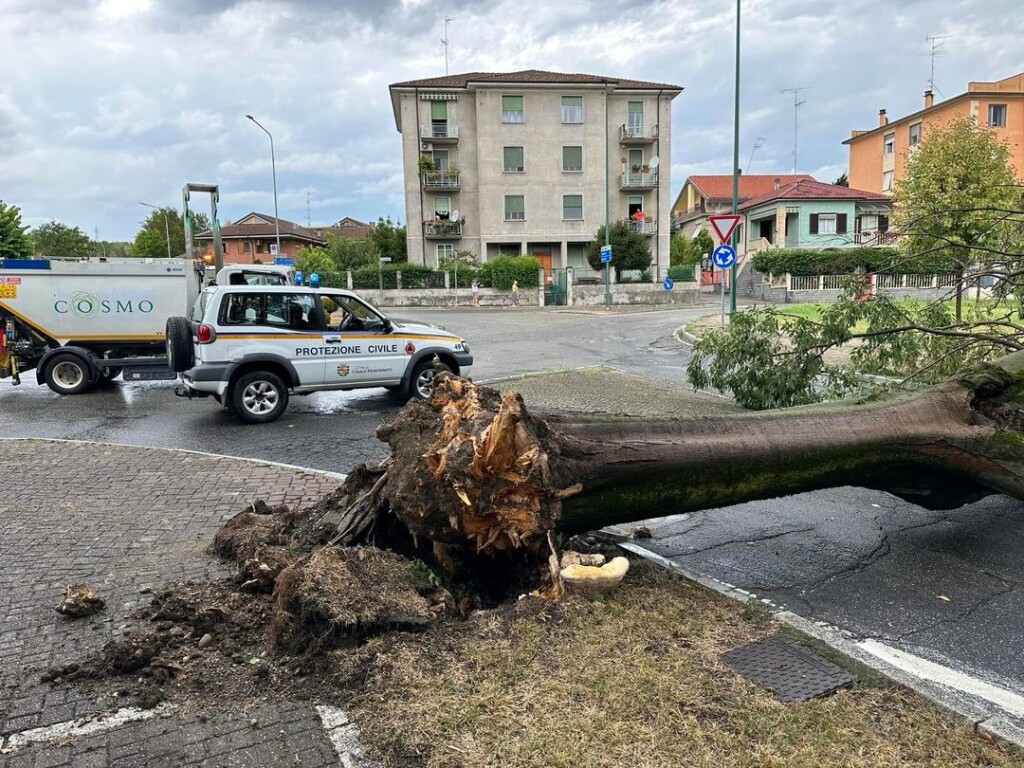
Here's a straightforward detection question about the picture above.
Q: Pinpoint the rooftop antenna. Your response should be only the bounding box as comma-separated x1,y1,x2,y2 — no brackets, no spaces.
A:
923,34,951,98
94,227,106,257
780,87,810,174
746,136,766,174
441,16,456,75
306,191,311,228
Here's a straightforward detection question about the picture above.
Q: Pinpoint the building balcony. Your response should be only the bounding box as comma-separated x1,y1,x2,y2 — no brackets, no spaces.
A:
422,172,461,190
619,123,659,144
621,218,657,235
855,231,900,246
423,219,464,239
620,171,658,191
420,123,459,144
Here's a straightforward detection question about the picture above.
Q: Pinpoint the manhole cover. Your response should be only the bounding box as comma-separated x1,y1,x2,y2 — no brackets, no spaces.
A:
721,634,853,703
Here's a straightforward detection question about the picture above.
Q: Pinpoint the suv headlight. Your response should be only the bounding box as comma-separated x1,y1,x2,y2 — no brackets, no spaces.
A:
460,341,469,354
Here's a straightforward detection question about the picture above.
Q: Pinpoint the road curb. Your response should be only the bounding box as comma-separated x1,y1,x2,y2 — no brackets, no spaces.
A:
619,540,1024,749
0,437,348,481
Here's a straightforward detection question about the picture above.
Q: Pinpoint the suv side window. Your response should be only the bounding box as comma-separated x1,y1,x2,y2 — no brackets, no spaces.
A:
219,292,320,331
321,294,386,333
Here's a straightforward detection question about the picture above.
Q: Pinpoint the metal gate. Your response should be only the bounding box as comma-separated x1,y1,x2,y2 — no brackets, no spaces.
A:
545,268,568,306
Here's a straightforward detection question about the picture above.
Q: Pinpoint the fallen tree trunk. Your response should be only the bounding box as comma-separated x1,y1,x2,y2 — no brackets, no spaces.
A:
322,354,1024,578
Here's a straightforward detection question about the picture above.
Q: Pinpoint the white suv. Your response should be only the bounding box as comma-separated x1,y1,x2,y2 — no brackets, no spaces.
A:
168,285,472,423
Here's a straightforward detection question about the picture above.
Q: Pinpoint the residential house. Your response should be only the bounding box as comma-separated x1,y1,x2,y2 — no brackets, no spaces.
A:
196,213,325,264
845,73,1024,194
738,179,893,255
313,217,374,240
388,70,682,278
672,174,813,238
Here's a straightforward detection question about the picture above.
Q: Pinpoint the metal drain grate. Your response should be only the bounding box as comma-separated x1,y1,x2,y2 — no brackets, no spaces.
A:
721,634,854,703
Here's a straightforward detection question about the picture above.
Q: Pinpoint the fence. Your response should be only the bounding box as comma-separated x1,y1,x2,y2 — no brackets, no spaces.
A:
752,272,963,302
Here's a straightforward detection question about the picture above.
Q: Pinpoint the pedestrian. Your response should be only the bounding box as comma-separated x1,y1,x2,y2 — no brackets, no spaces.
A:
471,279,480,307
511,280,520,306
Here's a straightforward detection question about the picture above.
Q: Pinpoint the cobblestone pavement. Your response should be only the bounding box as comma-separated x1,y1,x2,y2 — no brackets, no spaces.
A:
0,440,359,766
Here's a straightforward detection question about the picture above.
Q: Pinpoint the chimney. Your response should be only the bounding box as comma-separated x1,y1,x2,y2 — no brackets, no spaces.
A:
924,89,934,109
878,109,888,127
773,177,781,190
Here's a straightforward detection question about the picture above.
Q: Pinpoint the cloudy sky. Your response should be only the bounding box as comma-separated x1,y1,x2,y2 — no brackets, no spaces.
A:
2,0,1022,241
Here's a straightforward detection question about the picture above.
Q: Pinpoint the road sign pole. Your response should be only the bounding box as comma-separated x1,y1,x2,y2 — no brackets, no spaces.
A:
730,0,741,315
721,269,726,327
604,262,610,308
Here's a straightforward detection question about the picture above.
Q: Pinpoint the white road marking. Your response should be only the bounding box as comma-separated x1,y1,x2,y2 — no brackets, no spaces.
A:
315,705,375,767
2,705,173,752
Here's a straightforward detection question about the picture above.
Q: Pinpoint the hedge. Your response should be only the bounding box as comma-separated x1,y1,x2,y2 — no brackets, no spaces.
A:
478,256,541,290
351,263,438,290
667,264,698,281
751,247,956,276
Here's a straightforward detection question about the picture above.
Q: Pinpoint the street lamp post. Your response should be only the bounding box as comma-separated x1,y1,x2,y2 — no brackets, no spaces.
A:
246,115,281,260
139,202,172,259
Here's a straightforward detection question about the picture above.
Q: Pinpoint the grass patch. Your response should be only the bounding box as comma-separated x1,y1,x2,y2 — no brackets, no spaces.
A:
349,558,1023,767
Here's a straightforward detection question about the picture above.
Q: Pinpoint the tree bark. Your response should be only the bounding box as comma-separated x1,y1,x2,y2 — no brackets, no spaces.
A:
323,353,1024,575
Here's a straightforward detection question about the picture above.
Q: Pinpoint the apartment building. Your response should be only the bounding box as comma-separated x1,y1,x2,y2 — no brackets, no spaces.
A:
388,70,682,277
845,73,1024,195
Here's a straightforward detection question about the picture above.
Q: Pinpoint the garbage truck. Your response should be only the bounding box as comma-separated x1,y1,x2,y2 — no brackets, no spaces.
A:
0,258,292,394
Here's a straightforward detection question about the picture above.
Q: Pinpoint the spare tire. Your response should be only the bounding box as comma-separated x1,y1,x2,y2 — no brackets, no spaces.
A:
166,316,195,373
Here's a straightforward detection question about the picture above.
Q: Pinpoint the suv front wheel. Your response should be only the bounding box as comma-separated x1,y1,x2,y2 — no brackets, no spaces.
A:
229,371,289,424
409,358,452,401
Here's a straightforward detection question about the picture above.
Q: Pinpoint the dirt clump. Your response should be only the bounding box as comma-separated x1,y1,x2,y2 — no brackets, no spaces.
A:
55,584,105,618
212,509,294,561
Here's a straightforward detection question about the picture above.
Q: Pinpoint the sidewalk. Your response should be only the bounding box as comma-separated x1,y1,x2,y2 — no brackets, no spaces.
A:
0,439,362,767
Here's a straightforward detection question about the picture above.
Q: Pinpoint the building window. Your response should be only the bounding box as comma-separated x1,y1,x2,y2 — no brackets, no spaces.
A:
243,241,251,253
504,195,525,221
817,214,837,235
562,145,583,172
628,195,644,218
429,100,448,137
561,96,583,123
562,194,583,220
436,243,454,262
627,101,644,134
860,214,879,232
434,197,450,217
989,104,1007,127
431,148,450,171
883,132,895,154
503,146,524,173
882,170,894,192
909,123,921,146
502,95,524,123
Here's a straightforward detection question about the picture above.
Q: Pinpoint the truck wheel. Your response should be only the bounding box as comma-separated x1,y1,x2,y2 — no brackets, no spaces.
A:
409,358,452,401
44,353,95,395
166,316,194,373
228,371,289,424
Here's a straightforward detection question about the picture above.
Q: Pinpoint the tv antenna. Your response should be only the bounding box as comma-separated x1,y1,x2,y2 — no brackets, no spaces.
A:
441,16,457,75
746,136,765,174
780,87,810,174
306,191,311,228
923,34,951,97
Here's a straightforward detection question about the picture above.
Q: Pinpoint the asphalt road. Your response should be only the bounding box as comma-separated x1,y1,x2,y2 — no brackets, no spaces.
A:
0,306,706,473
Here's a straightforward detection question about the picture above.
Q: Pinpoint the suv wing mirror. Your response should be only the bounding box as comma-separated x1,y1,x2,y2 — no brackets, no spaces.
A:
383,318,394,333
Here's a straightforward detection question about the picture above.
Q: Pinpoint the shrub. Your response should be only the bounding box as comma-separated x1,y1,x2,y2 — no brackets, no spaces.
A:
667,264,697,281
751,247,956,276
479,256,541,290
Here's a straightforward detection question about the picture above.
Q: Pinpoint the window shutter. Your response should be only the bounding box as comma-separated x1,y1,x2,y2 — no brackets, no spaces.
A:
879,215,889,232
837,214,847,234
855,215,862,233
430,101,447,121
809,214,819,234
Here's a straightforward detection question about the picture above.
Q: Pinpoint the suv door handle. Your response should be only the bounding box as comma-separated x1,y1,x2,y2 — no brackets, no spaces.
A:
325,336,341,343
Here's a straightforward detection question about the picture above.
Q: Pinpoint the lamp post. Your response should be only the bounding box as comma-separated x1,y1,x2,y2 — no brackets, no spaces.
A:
139,202,172,259
246,114,281,259
730,0,741,315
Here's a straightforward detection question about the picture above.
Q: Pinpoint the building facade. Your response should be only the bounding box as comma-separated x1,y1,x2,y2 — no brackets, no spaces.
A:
672,174,814,239
388,70,682,278
196,213,325,264
738,179,893,255
845,73,1024,195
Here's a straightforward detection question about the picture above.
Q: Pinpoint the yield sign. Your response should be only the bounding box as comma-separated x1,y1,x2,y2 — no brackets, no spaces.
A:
709,214,742,244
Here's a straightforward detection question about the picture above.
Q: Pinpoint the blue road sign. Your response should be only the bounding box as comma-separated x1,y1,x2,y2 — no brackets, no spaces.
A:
712,244,737,270
662,277,674,291
600,244,612,263
274,257,295,267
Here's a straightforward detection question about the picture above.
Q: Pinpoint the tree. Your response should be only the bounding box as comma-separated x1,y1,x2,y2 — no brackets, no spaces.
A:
132,208,210,259
370,217,408,263
30,221,92,258
894,116,1019,321
833,172,849,187
0,201,31,260
586,222,651,278
672,229,714,266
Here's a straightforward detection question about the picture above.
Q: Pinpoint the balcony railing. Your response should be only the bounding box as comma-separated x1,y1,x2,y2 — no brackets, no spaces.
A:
619,123,659,143
420,123,459,142
621,218,657,235
854,231,900,246
422,172,461,190
423,219,464,238
620,171,659,190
